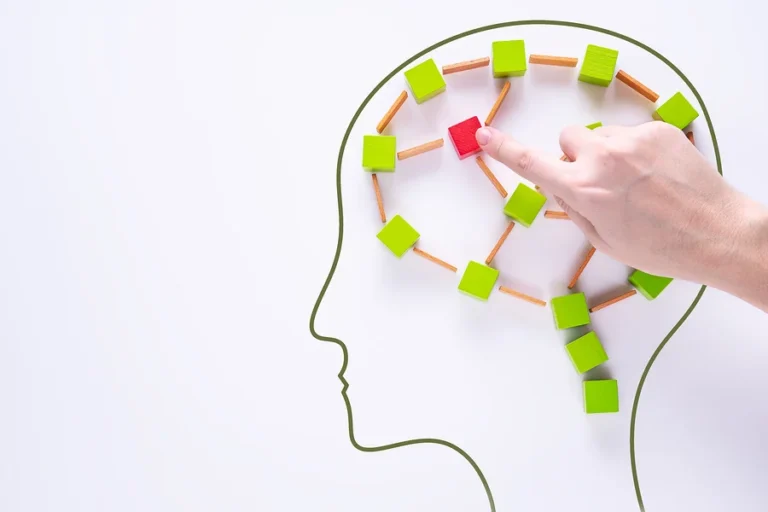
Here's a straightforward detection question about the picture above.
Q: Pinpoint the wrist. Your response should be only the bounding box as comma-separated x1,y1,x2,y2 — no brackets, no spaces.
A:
707,193,768,311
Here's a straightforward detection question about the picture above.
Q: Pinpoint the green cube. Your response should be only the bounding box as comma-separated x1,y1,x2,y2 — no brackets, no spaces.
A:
551,293,590,330
404,59,446,104
653,92,699,129
565,331,608,374
503,183,546,227
583,380,619,414
578,45,618,87
362,135,396,172
586,121,603,130
376,215,419,257
458,261,499,301
629,269,673,300
492,40,527,78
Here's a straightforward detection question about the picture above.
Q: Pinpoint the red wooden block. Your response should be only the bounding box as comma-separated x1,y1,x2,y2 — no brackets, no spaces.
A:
448,116,482,159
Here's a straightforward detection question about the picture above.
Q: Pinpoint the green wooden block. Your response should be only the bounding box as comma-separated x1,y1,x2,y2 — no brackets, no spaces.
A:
653,92,699,129
565,331,609,374
376,215,419,257
629,269,673,300
551,293,590,330
502,183,546,227
583,379,619,414
404,59,446,104
586,121,603,130
578,45,619,87
458,261,499,301
362,135,396,172
492,40,527,78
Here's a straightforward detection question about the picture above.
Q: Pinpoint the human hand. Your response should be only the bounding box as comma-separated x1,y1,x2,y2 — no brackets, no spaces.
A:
475,122,768,310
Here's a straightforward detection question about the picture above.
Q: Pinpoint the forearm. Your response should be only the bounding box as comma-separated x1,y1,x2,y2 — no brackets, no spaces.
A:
703,193,768,312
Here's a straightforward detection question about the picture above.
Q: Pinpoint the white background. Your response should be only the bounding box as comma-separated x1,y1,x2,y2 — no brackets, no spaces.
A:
1,1,767,511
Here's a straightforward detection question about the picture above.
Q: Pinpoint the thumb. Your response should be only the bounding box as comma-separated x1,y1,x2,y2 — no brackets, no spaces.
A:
476,126,569,195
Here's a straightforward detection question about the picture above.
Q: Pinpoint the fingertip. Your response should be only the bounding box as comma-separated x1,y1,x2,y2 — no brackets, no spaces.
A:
476,127,492,146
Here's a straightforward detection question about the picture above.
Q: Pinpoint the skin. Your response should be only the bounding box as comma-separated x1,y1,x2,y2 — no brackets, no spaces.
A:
475,122,768,313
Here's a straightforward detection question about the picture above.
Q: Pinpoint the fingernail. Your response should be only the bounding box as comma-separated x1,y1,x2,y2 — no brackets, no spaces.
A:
476,127,491,146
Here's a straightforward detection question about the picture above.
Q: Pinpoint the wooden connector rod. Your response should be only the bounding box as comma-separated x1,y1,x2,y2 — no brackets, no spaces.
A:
413,247,457,273
686,131,695,145
485,221,515,265
485,81,511,126
499,286,547,307
371,174,386,223
442,57,490,75
568,246,596,289
589,289,638,313
544,210,570,220
475,156,508,198
376,91,408,134
397,138,444,160
560,154,571,162
529,54,578,67
615,70,660,103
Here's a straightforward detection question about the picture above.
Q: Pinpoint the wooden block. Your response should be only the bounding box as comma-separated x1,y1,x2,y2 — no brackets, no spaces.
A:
413,247,457,272
653,92,699,129
404,59,446,104
566,331,609,374
371,174,386,223
376,215,419,257
615,70,659,102
475,156,507,198
458,261,499,301
362,135,396,172
584,380,619,414
686,131,695,145
503,183,546,227
568,246,596,289
484,81,511,126
544,210,570,220
529,54,578,67
442,57,490,75
492,40,527,78
629,269,673,300
551,292,590,330
448,116,482,159
376,91,408,134
579,45,619,87
397,138,444,160
485,221,515,265
498,285,546,307
589,289,637,313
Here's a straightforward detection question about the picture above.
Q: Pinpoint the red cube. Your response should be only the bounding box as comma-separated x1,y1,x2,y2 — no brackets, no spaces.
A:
448,116,482,159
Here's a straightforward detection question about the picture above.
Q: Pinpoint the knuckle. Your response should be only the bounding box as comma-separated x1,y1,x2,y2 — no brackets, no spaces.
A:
516,149,536,174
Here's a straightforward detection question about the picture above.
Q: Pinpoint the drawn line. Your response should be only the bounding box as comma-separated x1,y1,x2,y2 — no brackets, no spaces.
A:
309,19,722,512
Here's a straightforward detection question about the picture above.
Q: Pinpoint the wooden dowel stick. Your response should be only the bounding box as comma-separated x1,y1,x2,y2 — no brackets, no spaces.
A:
686,131,695,145
485,81,511,126
529,54,578,67
397,138,444,160
589,289,638,313
560,154,570,162
568,246,596,289
412,247,457,272
475,156,508,197
615,70,660,102
544,210,570,220
498,286,547,307
442,56,490,74
376,91,408,134
371,174,386,223
485,221,515,264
